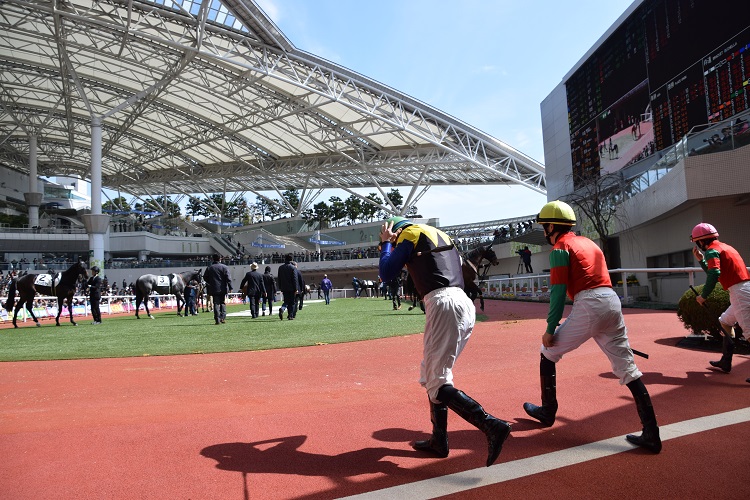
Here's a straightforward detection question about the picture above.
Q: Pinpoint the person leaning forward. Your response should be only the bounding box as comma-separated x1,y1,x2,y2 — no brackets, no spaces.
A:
523,200,661,453
204,254,232,325
379,216,511,467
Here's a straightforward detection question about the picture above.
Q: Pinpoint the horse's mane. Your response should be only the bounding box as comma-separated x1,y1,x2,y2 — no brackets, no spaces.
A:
56,262,87,286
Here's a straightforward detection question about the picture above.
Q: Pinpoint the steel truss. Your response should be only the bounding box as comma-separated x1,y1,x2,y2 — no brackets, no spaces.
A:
0,0,545,216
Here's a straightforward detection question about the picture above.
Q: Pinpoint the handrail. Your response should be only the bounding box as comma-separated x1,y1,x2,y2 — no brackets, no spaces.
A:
482,266,750,303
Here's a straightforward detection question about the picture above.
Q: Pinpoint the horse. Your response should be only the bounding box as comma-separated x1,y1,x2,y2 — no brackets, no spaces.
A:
3,261,89,328
461,244,499,311
134,269,203,319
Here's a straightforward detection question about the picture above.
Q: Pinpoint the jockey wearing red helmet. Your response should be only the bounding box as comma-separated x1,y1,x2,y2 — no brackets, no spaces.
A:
691,223,750,377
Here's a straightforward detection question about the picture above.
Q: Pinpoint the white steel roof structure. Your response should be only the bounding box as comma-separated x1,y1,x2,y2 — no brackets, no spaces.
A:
0,0,545,215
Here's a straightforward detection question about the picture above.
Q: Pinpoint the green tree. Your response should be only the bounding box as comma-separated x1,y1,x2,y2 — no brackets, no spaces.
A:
387,188,404,211
344,195,363,224
313,201,331,228
328,196,346,227
281,189,301,215
102,196,130,212
362,193,383,221
186,197,207,218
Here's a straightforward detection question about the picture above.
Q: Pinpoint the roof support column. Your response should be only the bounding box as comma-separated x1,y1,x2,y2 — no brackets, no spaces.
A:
81,116,110,271
23,134,42,228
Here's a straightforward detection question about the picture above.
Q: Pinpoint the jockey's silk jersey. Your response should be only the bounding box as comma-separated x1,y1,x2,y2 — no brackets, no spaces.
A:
547,231,612,334
700,240,750,297
379,223,463,297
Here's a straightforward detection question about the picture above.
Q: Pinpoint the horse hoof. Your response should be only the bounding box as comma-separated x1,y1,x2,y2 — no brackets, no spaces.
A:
149,315,155,319
36,323,41,327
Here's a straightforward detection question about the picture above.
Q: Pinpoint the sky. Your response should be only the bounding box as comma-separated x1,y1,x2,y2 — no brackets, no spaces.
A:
252,0,636,226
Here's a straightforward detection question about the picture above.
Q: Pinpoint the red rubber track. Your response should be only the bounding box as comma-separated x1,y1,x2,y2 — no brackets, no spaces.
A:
1,300,748,499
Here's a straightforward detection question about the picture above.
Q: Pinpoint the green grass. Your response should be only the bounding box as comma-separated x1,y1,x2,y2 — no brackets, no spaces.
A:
0,298,432,362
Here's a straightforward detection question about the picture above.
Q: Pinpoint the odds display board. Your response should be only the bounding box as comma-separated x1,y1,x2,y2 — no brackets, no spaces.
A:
565,0,750,188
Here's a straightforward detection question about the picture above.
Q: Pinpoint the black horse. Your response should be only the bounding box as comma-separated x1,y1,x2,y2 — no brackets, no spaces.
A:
3,261,89,328
134,269,203,319
462,245,499,311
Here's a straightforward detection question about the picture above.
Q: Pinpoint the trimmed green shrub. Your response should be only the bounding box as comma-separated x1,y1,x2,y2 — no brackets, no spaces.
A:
676,283,729,338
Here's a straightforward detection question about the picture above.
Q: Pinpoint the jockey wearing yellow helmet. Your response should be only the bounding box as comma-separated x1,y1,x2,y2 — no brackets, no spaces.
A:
524,200,662,453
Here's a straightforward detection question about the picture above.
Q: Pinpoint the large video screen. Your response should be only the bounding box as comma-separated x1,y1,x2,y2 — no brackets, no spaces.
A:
566,0,750,188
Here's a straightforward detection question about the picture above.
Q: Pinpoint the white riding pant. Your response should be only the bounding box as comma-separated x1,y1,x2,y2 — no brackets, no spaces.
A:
541,287,642,385
419,286,476,403
720,280,750,339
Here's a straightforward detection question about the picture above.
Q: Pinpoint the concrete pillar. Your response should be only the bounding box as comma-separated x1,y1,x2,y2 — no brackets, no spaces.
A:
24,134,43,227
82,116,109,271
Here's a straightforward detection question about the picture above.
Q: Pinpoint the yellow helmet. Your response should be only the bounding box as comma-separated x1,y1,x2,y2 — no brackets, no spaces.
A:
537,200,576,226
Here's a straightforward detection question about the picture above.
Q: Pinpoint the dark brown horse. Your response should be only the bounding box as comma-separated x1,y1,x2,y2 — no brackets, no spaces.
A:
3,261,89,328
462,245,499,311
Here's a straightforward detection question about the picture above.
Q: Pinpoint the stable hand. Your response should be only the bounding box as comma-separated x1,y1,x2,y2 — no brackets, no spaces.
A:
542,332,555,348
695,295,706,306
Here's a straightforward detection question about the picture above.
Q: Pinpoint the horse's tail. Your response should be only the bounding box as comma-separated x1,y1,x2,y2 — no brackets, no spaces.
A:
4,279,17,311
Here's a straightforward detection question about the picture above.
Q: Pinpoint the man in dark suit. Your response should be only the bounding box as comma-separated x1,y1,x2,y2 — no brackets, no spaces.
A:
204,254,232,324
277,253,300,320
240,262,266,319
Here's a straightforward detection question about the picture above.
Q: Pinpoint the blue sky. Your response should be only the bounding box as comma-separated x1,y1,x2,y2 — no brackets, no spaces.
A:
256,0,635,225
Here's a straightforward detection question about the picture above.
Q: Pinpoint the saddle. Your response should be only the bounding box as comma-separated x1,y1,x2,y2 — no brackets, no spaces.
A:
34,273,61,289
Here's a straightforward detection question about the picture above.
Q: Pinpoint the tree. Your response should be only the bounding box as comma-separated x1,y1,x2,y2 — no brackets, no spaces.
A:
186,197,208,218
102,197,130,212
328,196,346,227
362,193,383,221
386,188,403,211
344,195,363,224
313,201,331,228
281,189,300,216
565,172,625,265
142,196,180,217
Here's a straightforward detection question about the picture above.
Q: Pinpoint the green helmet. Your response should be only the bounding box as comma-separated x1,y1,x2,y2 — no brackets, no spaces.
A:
387,216,413,232
537,200,576,226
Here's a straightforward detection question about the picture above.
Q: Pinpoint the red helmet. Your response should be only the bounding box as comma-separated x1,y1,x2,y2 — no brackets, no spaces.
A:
690,223,719,242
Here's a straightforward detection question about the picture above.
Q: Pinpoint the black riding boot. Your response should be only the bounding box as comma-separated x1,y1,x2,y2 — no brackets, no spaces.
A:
523,354,558,427
439,386,511,467
625,378,662,453
412,400,449,457
709,332,734,373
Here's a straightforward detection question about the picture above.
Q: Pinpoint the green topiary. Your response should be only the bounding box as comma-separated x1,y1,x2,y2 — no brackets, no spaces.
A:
676,283,729,338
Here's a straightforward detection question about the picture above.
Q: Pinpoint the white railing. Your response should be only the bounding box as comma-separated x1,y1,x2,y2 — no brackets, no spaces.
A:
480,267,749,303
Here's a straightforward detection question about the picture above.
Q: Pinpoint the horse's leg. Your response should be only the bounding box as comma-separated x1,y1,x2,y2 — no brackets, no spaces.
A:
12,301,22,328
26,300,40,327
55,296,63,326
479,292,485,312
135,294,141,319
176,293,184,317
144,295,153,319
67,295,77,326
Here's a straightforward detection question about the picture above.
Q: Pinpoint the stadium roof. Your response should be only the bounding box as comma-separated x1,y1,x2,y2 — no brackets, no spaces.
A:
0,0,545,215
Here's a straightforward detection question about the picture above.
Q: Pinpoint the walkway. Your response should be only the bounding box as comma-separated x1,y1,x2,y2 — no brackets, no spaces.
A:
1,300,748,499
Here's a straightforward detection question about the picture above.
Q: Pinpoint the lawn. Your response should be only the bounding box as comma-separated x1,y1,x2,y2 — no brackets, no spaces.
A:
0,298,434,362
